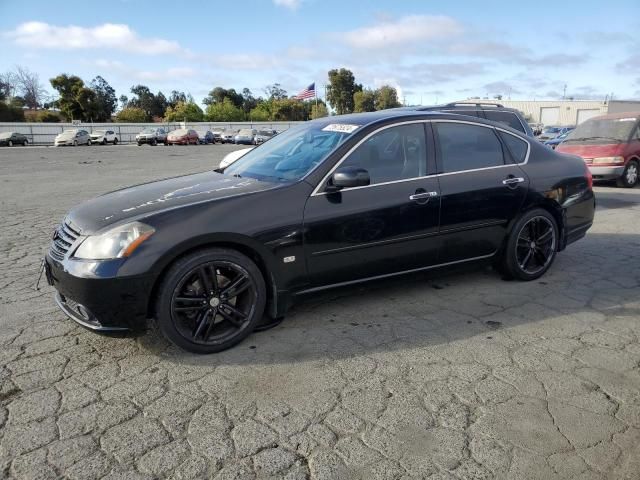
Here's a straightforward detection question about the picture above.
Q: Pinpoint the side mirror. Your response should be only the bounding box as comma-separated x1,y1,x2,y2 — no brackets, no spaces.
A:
326,167,370,192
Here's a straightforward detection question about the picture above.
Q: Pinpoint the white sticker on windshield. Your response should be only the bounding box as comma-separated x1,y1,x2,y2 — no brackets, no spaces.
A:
617,118,636,122
322,124,360,133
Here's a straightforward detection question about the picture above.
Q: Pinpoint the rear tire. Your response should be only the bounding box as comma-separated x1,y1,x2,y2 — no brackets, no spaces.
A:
155,248,266,354
616,160,638,188
87,139,92,146
8,140,13,147
501,208,558,281
23,140,28,146
151,138,157,146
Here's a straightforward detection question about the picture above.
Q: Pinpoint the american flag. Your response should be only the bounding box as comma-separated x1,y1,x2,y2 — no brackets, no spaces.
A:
294,83,315,100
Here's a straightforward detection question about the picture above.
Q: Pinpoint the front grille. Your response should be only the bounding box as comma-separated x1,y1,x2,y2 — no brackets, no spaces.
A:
50,220,80,261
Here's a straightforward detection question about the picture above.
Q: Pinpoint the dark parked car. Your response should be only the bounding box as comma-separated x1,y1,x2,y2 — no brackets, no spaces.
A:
136,127,168,146
0,131,28,146
414,102,535,137
44,111,594,353
196,130,215,144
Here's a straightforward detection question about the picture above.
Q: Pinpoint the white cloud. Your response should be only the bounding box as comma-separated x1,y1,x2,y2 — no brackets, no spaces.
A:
6,22,186,55
273,0,300,10
338,15,464,50
93,59,197,82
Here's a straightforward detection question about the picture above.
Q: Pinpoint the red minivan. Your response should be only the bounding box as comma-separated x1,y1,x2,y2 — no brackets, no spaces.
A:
556,112,640,188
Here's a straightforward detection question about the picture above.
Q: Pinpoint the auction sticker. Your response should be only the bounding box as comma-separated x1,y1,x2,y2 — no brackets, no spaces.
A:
322,124,360,133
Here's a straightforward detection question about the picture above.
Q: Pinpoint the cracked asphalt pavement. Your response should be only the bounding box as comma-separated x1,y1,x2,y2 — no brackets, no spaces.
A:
1,145,639,479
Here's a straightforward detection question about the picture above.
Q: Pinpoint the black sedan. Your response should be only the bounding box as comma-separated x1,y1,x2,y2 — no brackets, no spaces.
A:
196,130,215,144
45,111,595,353
0,131,28,146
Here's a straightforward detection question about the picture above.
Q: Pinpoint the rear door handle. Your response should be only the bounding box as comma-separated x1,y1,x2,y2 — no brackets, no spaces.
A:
409,191,439,201
502,177,525,185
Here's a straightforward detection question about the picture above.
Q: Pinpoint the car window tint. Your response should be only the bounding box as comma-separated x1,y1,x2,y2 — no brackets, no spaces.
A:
498,131,528,163
435,123,505,173
341,124,426,185
442,109,483,118
484,111,525,133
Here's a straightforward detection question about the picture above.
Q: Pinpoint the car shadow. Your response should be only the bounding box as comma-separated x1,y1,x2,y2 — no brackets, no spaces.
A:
136,231,640,366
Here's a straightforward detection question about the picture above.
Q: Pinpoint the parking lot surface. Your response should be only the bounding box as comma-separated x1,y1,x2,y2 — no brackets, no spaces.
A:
1,145,639,480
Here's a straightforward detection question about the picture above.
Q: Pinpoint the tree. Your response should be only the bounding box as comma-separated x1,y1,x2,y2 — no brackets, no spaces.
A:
50,74,87,121
168,90,187,109
127,85,166,119
310,102,329,119
249,104,271,121
0,71,18,100
374,85,401,110
205,98,245,121
115,107,147,123
89,76,117,121
270,98,307,121
15,66,47,110
327,68,361,115
0,102,24,121
241,88,258,114
264,83,288,100
164,101,204,122
119,95,129,109
354,89,376,112
203,87,243,108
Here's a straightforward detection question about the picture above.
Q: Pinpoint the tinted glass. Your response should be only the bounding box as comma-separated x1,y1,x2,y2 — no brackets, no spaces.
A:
225,123,355,183
436,123,504,173
484,111,525,133
498,131,528,163
442,109,483,118
341,124,426,185
563,117,637,145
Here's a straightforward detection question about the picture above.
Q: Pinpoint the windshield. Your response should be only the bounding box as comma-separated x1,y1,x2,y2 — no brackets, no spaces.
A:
224,123,356,183
257,130,273,136
563,117,637,145
63,129,77,134
543,127,561,134
238,129,253,136
141,128,155,134
171,129,188,135
93,130,105,134
0,132,12,139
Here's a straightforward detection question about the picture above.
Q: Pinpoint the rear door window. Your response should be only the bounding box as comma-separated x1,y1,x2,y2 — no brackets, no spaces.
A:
498,131,529,163
435,123,505,173
484,111,525,133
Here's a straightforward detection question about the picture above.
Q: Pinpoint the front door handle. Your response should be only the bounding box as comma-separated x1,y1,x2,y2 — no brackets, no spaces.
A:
502,177,525,186
409,191,439,201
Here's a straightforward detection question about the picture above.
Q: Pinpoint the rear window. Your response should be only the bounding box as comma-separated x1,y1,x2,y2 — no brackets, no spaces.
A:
435,123,505,173
484,111,525,133
498,131,528,163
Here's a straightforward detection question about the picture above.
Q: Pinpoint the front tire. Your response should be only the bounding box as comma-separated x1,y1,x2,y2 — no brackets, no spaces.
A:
87,139,92,146
617,160,638,188
23,139,28,146
8,140,13,147
502,208,558,281
155,248,266,354
113,138,118,145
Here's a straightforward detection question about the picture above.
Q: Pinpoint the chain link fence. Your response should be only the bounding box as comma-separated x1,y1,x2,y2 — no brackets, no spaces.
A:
0,121,303,146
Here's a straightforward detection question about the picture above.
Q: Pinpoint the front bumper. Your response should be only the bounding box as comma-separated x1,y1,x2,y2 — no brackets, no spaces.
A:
588,165,625,179
45,254,153,331
54,140,74,146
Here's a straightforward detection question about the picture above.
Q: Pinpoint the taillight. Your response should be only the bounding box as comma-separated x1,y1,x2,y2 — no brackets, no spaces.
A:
584,162,593,189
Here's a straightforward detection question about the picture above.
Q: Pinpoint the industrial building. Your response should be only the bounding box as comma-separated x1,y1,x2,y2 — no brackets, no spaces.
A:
459,99,640,126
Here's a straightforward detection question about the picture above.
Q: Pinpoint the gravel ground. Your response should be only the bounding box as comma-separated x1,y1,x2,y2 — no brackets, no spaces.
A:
1,144,639,480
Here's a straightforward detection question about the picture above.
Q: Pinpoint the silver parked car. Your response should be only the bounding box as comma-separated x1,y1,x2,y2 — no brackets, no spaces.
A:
253,129,276,145
220,129,238,144
234,128,257,145
90,129,119,145
54,129,91,147
136,127,168,146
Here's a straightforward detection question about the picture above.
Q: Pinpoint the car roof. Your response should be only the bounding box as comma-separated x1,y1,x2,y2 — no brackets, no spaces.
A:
308,109,525,135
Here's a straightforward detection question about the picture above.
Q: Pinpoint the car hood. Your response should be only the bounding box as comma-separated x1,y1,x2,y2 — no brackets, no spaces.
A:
67,171,274,234
556,143,623,158
56,132,77,140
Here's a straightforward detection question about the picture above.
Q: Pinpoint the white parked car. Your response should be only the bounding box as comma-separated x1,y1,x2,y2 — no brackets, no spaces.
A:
90,129,119,145
54,129,91,147
219,147,254,169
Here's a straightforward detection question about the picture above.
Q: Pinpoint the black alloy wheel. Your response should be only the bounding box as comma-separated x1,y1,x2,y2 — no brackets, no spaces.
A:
502,208,558,280
155,248,266,353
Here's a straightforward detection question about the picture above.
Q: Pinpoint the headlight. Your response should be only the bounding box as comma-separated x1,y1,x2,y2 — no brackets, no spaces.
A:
74,221,155,260
592,156,625,164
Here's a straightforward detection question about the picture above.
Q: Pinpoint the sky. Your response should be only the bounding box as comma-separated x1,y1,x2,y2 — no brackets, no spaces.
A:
1,0,638,107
